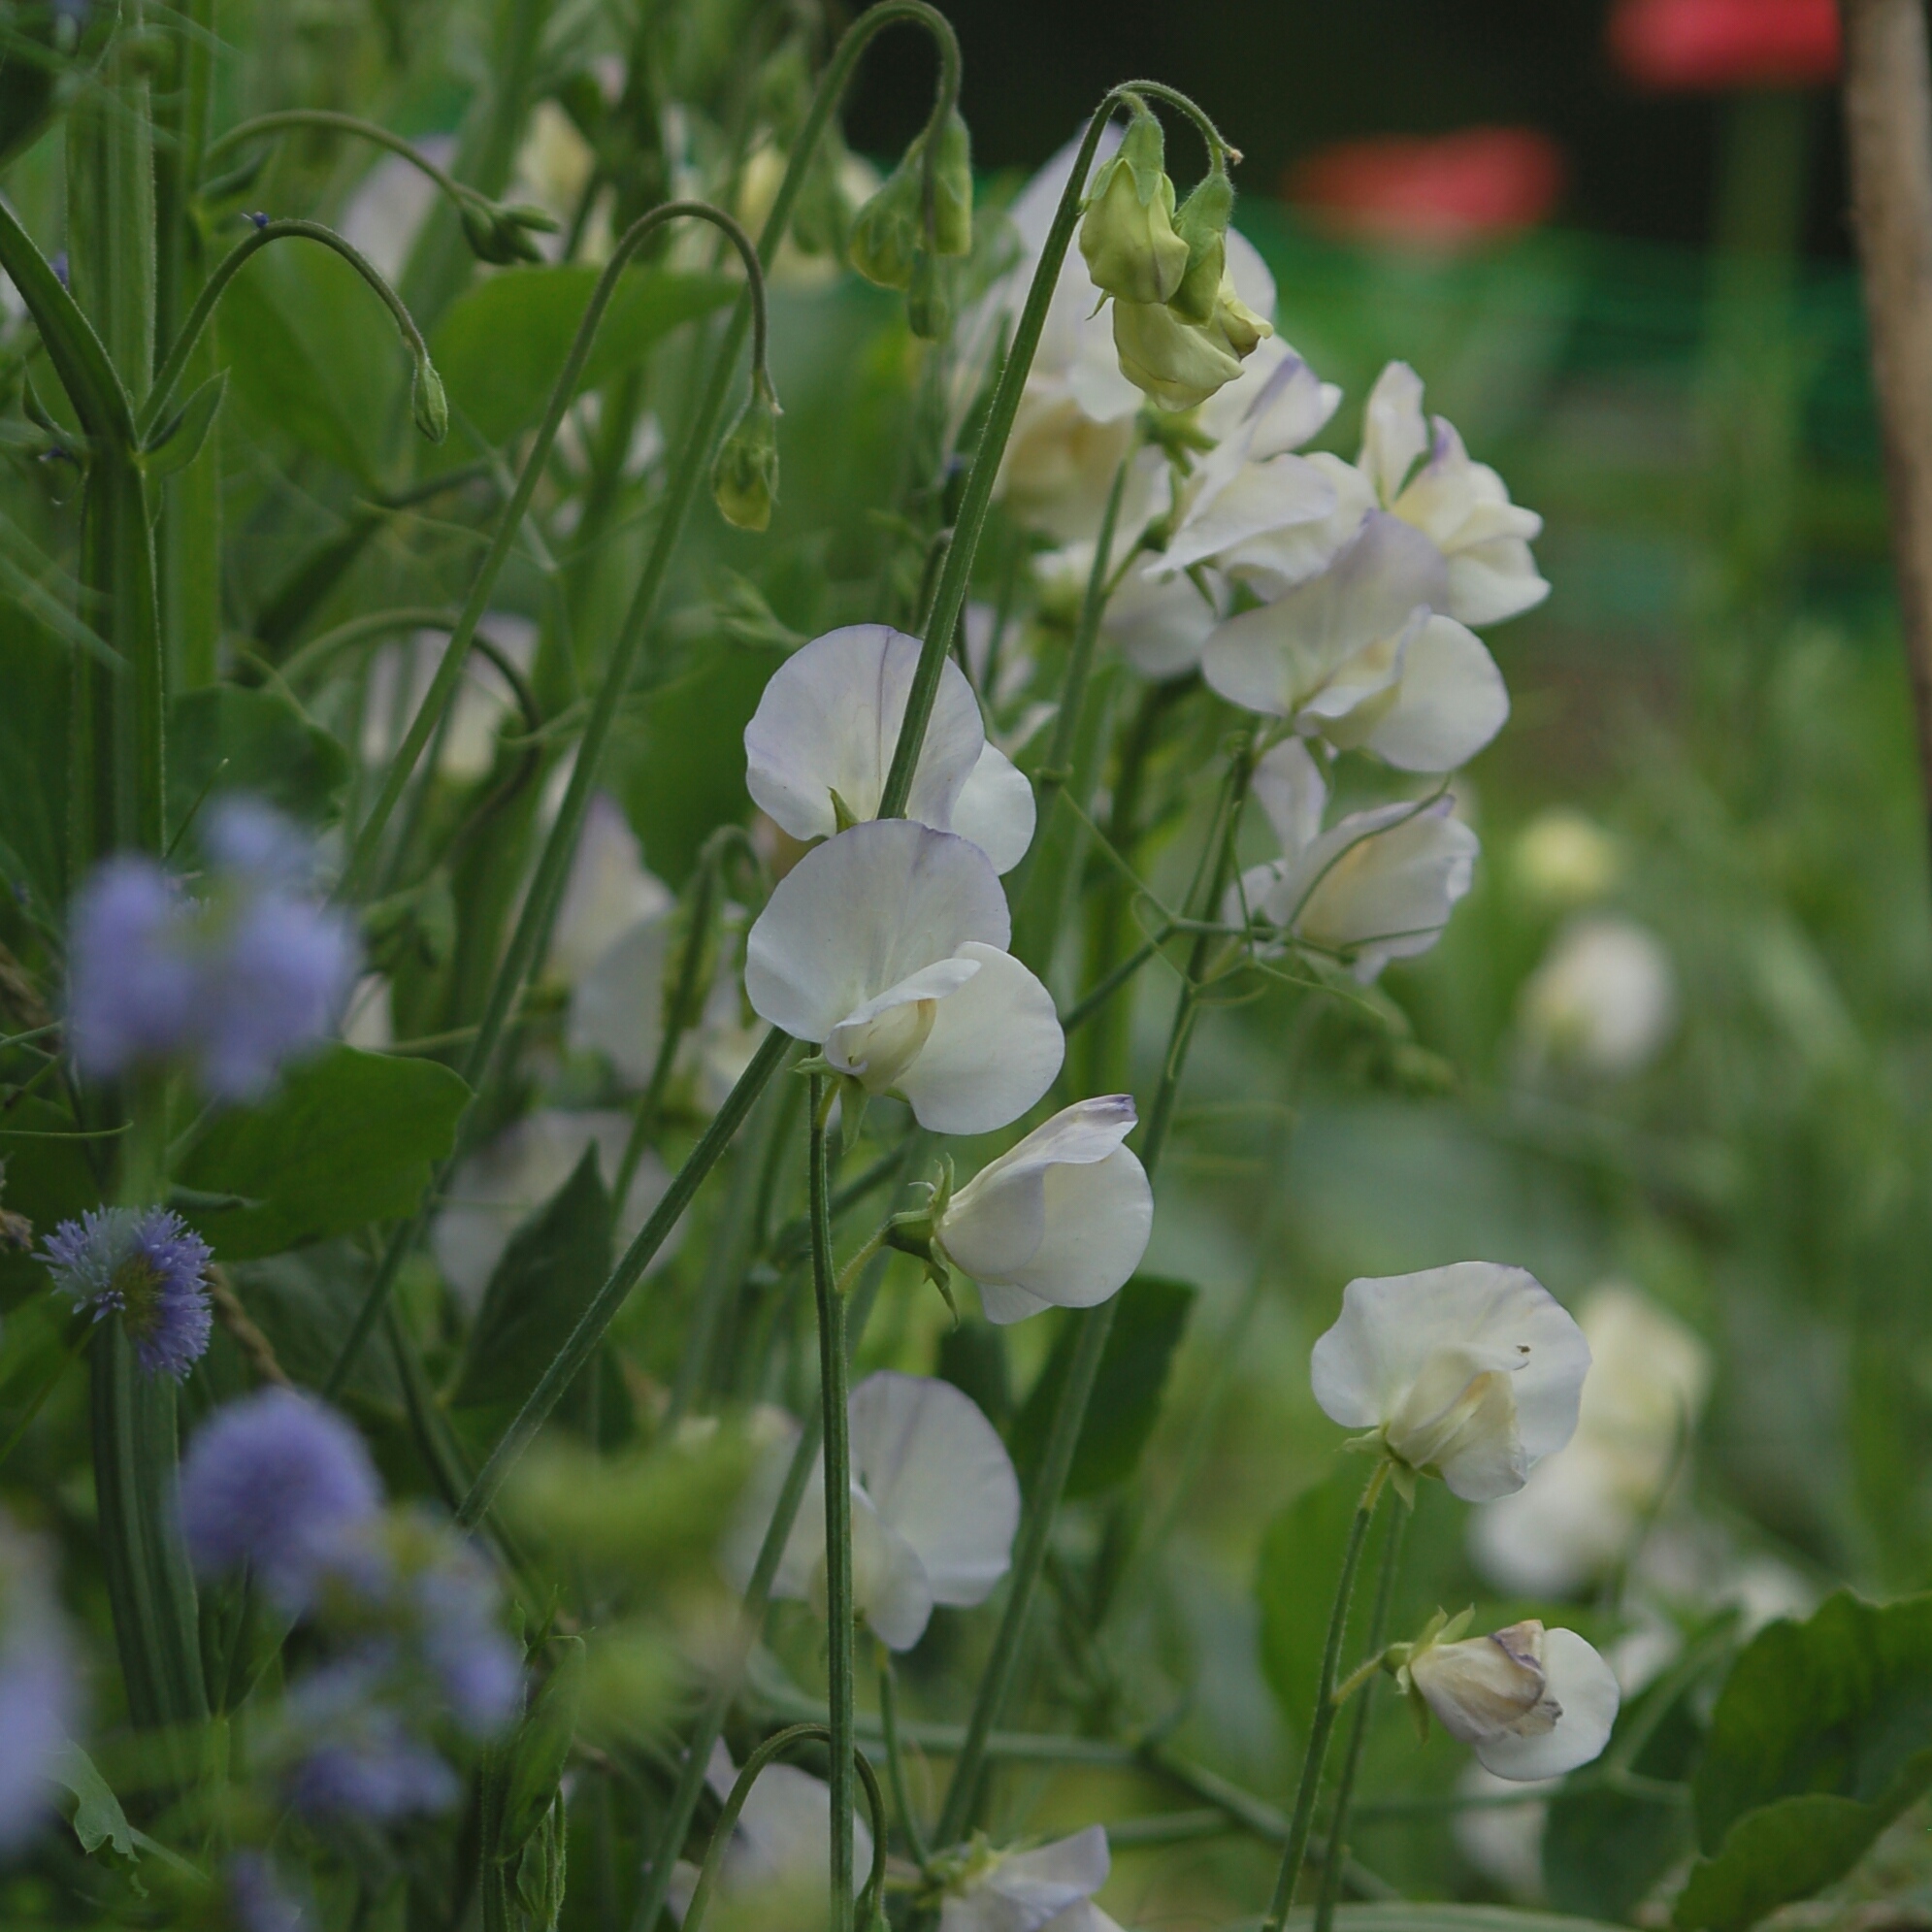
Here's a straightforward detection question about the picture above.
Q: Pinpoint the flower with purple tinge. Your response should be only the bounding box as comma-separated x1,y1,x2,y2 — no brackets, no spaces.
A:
43,1205,213,1378
66,858,198,1081
0,1516,76,1856
409,1533,523,1737
227,1850,306,1932
278,1659,460,1823
179,1389,382,1613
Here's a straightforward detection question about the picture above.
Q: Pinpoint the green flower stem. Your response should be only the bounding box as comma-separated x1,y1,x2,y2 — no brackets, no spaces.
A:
808,1073,858,1932
879,1650,932,1867
1011,439,1136,974
140,218,441,443
679,1724,888,1932
1314,1499,1408,1932
1059,927,1173,1036
1261,1462,1391,1932
934,736,1254,1846
628,1256,892,1932
205,110,484,221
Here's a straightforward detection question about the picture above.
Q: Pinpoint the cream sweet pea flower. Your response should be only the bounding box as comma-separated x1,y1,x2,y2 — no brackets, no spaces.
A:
1359,362,1549,627
724,1372,1020,1651
1199,512,1510,772
743,625,1035,873
546,791,673,987
1397,1616,1619,1781
744,820,1063,1135
667,1740,874,1923
1310,1262,1591,1501
935,1097,1153,1324
1233,740,1478,982
937,1825,1124,1932
1517,916,1678,1077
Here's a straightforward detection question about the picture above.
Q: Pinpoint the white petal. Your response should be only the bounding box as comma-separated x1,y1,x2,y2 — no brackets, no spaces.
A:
848,1372,1020,1609
744,822,1010,1044
547,794,671,986
1005,1147,1152,1311
896,941,1064,1135
826,957,983,1090
1251,738,1328,860
743,625,986,840
1201,512,1447,719
1108,566,1221,680
1222,453,1376,596
1354,615,1510,773
1224,227,1277,325
718,1412,818,1601
951,742,1037,873
990,1828,1111,1927
1475,1629,1620,1781
731,1758,875,1889
1360,361,1428,505
568,910,672,1085
1309,1262,1590,1477
1200,343,1342,460
1449,538,1551,627
849,1489,936,1650
1162,454,1337,575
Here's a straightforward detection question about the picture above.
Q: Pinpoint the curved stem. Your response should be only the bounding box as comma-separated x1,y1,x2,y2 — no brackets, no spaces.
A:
678,1723,888,1932
141,218,436,442
1122,80,1237,170
336,197,768,901
808,1072,857,1932
206,109,477,210
1314,1499,1408,1932
1261,1463,1390,1932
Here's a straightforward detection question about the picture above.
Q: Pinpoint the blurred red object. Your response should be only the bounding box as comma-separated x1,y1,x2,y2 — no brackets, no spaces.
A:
1608,0,1840,89
1286,127,1565,251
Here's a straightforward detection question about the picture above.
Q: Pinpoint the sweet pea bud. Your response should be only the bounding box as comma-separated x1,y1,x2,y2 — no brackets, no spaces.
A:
459,195,560,266
847,156,922,292
410,356,449,443
1167,163,1234,325
925,108,974,258
848,108,973,289
710,374,781,532
1206,275,1272,359
1111,298,1242,410
906,249,953,341
1079,102,1190,305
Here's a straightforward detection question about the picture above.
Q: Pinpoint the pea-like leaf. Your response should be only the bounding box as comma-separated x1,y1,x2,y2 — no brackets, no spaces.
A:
1008,1274,1195,1501
179,1046,470,1260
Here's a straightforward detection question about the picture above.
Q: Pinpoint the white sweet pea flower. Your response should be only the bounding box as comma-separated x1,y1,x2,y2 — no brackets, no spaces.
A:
1471,1284,1710,1596
432,1108,676,1308
668,1740,874,1923
1200,512,1510,773
547,791,673,987
361,616,538,787
1397,1616,1619,1782
744,820,1063,1135
1517,916,1678,1077
744,625,1035,873
724,1372,1020,1651
937,1825,1124,1932
1359,362,1549,627
1309,1262,1591,1501
934,1097,1153,1324
1232,740,1478,982
1035,540,1224,683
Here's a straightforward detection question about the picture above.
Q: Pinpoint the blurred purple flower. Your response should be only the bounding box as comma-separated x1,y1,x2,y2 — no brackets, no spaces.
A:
43,1205,213,1378
0,1517,75,1856
410,1538,523,1737
279,1660,460,1823
226,1851,305,1932
180,1389,382,1612
64,798,359,1100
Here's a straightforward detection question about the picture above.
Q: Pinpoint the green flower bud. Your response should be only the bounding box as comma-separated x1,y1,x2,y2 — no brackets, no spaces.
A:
1167,164,1234,325
1205,275,1273,360
410,356,449,443
1111,299,1243,410
847,108,974,289
847,157,922,292
1079,103,1190,305
710,374,781,532
925,108,974,258
459,196,560,266
906,249,953,341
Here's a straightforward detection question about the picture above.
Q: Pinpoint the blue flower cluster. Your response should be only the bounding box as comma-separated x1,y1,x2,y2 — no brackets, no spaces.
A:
67,797,358,1100
179,1390,523,1828
0,1516,76,1855
42,1205,213,1379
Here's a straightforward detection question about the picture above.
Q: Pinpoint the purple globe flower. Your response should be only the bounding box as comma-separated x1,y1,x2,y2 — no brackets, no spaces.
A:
64,797,359,1100
226,1851,306,1932
278,1660,460,1823
43,1206,213,1378
180,1390,382,1612
0,1517,77,1856
410,1537,523,1738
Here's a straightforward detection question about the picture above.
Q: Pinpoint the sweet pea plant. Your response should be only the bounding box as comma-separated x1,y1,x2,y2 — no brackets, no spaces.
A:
0,4,1918,1930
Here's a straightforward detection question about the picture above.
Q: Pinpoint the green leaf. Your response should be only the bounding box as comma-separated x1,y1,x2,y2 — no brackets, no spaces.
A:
1008,1275,1195,1501
218,238,404,483
1674,1589,1932,1930
450,1145,612,1411
178,1046,470,1260
167,684,351,836
142,369,226,478
612,644,787,887
227,1243,403,1410
52,1743,202,1879
430,264,736,448
499,1637,586,1857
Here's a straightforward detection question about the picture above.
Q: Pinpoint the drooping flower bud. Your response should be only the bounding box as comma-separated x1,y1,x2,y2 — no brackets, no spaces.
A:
847,161,921,292
1206,275,1272,360
847,108,974,292
1167,163,1234,325
459,196,560,266
1111,298,1244,410
410,355,449,443
711,373,781,532
906,248,953,341
1079,102,1191,305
